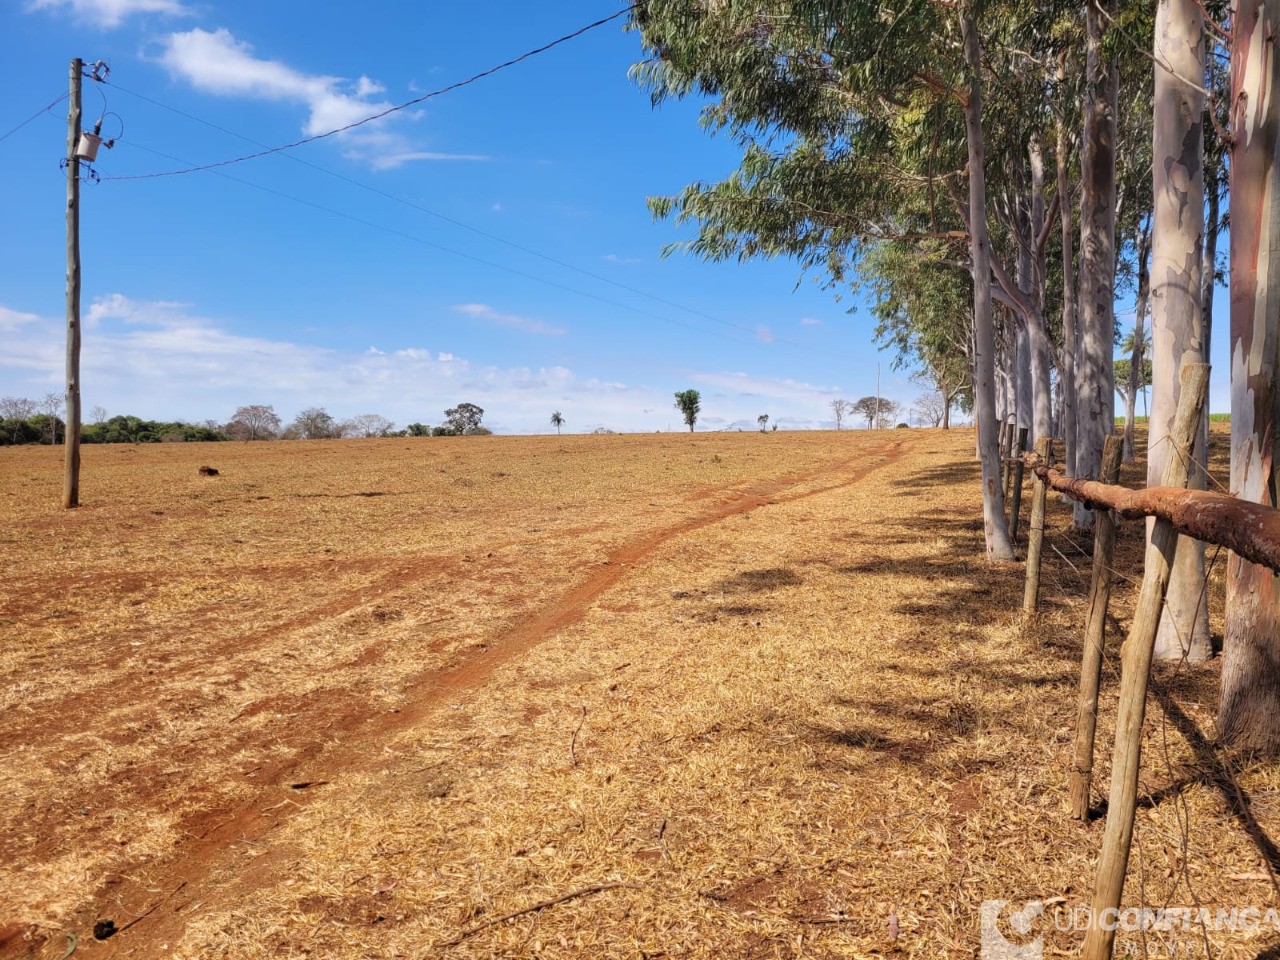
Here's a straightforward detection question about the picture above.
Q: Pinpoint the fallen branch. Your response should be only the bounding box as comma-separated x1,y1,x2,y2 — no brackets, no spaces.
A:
438,882,634,948
1019,455,1280,575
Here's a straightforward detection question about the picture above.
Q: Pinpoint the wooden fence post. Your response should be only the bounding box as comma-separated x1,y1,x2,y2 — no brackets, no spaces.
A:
1081,363,1209,960
1069,433,1124,819
1009,427,1029,541
1022,437,1051,614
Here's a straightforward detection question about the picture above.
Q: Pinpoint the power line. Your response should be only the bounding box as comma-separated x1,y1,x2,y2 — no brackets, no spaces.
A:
101,80,803,348
0,92,68,145
120,138,766,349
102,5,638,182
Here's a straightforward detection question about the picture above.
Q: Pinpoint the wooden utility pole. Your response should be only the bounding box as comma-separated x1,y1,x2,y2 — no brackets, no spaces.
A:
1081,363,1208,960
64,57,83,510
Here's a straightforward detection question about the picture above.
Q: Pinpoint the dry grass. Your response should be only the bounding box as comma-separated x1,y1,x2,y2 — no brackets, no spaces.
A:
1,427,1277,959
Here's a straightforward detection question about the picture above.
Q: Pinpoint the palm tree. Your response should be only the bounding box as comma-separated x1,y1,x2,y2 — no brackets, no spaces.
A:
550,410,564,435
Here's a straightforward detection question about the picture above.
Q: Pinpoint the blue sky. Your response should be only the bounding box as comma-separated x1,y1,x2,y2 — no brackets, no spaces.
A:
0,1,1230,434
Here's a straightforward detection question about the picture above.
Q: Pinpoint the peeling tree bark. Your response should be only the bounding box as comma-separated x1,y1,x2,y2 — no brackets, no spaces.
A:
1057,57,1080,479
961,2,1014,561
1150,0,1211,662
1074,0,1119,530
1027,134,1053,446
1015,321,1033,438
1223,0,1280,752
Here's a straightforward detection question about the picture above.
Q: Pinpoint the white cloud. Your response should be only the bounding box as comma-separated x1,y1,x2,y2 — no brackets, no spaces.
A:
369,151,490,171
0,305,42,334
5,297,932,434
693,371,841,402
0,296,644,432
29,0,186,28
755,324,775,343
159,29,392,136
156,28,484,170
453,303,566,337
602,254,641,265
799,316,822,326
85,293,192,328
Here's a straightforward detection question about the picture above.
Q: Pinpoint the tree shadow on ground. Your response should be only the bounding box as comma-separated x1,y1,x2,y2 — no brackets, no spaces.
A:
672,568,805,624
794,719,936,774
1135,680,1280,883
887,458,982,493
716,568,803,593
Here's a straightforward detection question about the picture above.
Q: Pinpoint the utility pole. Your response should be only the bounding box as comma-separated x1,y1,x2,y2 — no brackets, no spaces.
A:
64,57,82,509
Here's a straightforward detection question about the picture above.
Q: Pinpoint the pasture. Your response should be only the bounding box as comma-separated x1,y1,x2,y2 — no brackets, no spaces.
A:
1,429,1274,958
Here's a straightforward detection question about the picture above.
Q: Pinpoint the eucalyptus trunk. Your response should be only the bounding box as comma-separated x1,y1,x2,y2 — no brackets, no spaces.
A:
1027,134,1052,446
1123,227,1151,462
1026,315,1053,444
1074,0,1119,530
1015,321,1033,440
1149,0,1211,661
961,3,1014,561
1057,58,1079,478
1222,0,1280,751
1202,179,1221,464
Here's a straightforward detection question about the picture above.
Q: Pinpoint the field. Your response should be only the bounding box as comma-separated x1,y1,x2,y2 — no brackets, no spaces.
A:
2,428,1278,959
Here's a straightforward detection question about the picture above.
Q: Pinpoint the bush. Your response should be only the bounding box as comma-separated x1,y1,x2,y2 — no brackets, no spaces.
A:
896,422,910,429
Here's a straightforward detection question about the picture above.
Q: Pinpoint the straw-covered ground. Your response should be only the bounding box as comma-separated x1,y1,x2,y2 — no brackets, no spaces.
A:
1,426,1277,959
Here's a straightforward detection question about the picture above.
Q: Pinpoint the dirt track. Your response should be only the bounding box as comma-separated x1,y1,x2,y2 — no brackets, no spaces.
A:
0,431,904,956
3,428,1274,959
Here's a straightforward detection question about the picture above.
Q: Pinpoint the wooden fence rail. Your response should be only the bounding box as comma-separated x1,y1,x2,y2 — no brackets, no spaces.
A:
1017,455,1280,577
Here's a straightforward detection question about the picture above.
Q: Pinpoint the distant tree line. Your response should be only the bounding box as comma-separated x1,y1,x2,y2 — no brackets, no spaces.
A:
0,398,493,445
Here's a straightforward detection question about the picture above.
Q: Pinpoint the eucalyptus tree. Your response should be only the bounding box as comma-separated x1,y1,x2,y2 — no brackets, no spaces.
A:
1223,0,1280,751
862,243,972,430
630,0,1069,559
1121,224,1150,463
1054,50,1081,472
1148,0,1212,660
1072,0,1120,530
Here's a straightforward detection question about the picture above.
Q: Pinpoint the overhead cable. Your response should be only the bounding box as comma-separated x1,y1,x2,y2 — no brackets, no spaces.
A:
0,92,69,145
102,5,637,181
103,80,804,348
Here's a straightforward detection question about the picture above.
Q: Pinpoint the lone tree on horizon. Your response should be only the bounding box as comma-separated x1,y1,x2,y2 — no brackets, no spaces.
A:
853,396,886,429
830,398,850,430
550,410,565,435
444,403,485,435
674,389,701,432
228,404,281,441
